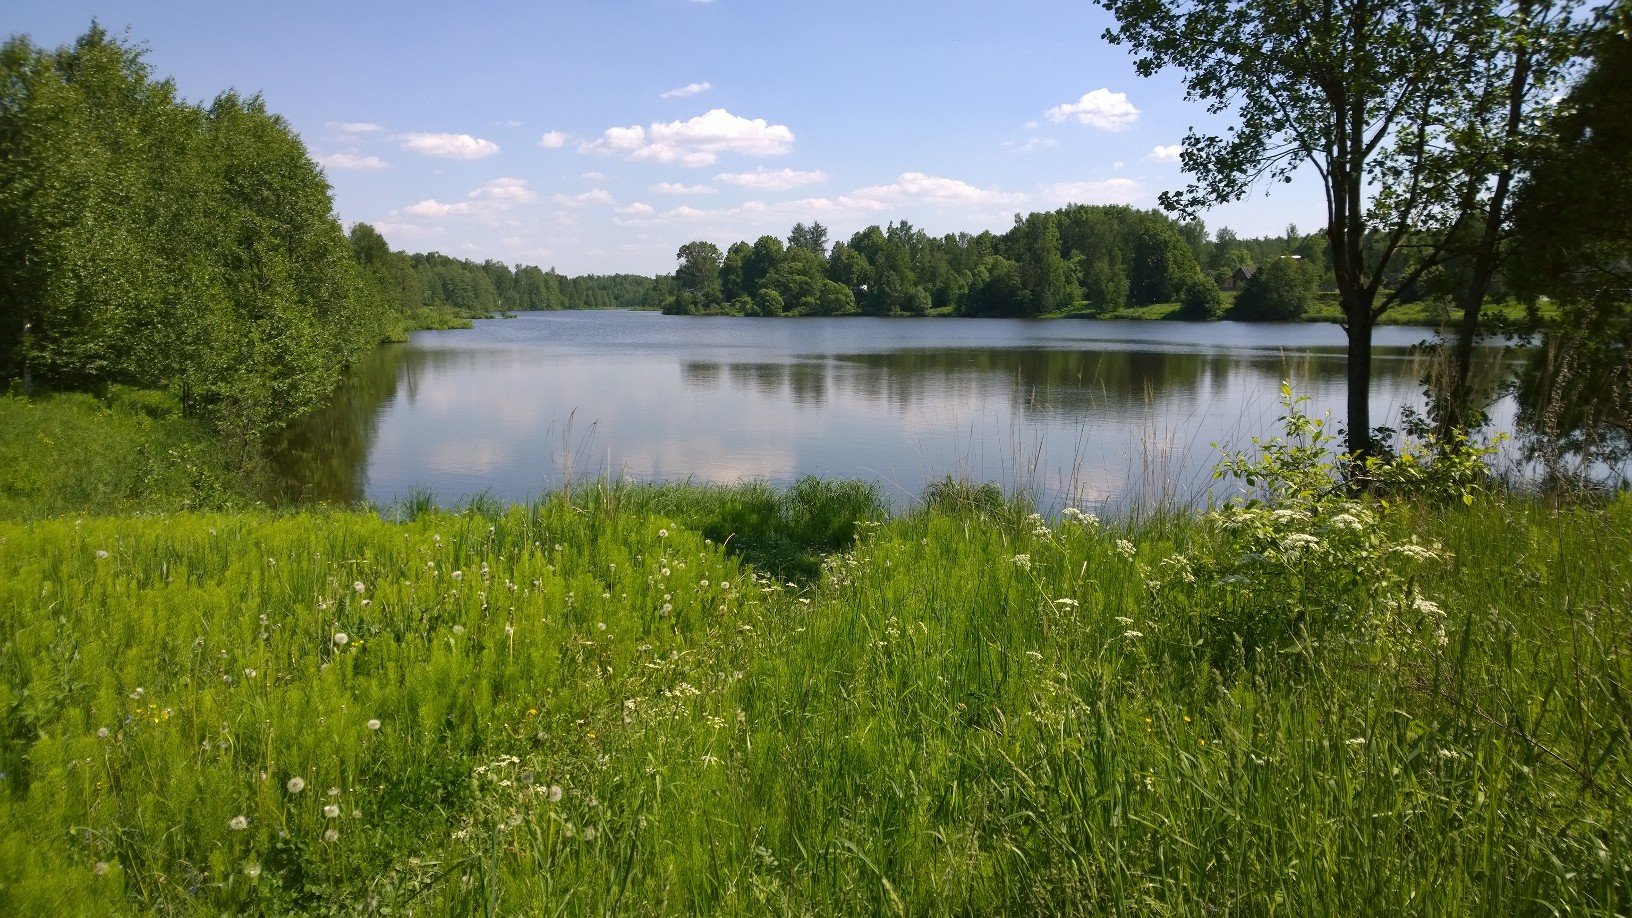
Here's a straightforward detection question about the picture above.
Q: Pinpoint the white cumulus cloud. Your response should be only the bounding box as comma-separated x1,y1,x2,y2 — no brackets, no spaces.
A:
327,121,381,133
615,202,656,216
1148,144,1182,163
319,153,391,171
660,82,712,99
1045,89,1140,131
398,132,501,159
538,131,569,150
581,109,794,166
714,167,827,190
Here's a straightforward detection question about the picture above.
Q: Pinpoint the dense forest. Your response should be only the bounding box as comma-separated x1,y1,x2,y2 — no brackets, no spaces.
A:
0,27,651,451
656,210,1344,321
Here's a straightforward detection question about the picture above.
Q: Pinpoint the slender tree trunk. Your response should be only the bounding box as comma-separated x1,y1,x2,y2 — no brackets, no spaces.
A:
1346,305,1375,461
1444,7,1533,440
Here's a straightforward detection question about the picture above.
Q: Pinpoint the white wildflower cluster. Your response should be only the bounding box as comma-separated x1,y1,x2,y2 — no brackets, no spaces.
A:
1061,507,1099,527
1026,513,1051,538
1114,540,1137,560
1172,385,1464,662
1011,554,1032,570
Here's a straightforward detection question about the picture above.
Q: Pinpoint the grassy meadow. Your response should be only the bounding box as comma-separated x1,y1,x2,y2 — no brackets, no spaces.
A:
2,460,1629,914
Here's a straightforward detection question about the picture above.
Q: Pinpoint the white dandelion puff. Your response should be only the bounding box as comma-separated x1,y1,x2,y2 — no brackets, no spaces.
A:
324,804,340,818
229,815,249,831
286,777,305,794
366,718,381,731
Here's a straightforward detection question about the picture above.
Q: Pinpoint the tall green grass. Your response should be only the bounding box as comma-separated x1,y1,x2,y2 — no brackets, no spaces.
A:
0,390,244,519
1,486,1627,914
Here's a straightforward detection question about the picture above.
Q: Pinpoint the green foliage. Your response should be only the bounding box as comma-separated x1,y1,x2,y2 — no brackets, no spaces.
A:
660,207,1220,320
0,27,389,450
1097,0,1582,458
1508,3,1632,475
0,391,244,518
1228,256,1319,321
1152,385,1496,669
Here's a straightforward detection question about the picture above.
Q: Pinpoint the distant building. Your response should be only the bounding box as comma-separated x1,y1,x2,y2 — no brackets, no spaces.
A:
1218,265,1257,292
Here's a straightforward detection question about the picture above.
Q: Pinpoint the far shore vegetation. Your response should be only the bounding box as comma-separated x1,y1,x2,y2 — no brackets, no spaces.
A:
2,9,1631,915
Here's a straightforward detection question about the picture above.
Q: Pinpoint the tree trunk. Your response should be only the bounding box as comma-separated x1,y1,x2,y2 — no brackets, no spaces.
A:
1346,309,1375,462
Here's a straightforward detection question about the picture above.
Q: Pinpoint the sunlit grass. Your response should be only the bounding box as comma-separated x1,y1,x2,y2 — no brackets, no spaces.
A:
1,485,1627,914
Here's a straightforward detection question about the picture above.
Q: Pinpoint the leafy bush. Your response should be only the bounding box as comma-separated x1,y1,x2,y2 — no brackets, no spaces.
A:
1139,385,1484,669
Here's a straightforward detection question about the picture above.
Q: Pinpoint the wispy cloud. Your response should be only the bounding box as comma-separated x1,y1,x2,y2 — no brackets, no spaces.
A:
653,181,717,195
327,121,381,133
1003,136,1058,154
551,188,616,207
838,172,1025,210
1045,89,1140,131
318,153,391,171
399,177,537,219
398,132,501,159
714,167,827,190
1038,177,1142,205
660,81,712,99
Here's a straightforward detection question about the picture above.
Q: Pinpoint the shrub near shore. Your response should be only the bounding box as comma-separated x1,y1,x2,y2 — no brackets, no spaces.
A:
2,473,1628,913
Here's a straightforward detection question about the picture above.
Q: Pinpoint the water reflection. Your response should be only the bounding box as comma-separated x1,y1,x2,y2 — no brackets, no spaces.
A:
271,311,1514,512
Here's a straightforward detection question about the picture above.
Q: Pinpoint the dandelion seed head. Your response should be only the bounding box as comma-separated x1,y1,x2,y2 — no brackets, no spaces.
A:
286,777,305,794
324,804,340,818
95,550,109,560
353,581,366,593
547,785,563,803
366,718,381,731
332,632,349,646
323,828,339,842
229,815,249,831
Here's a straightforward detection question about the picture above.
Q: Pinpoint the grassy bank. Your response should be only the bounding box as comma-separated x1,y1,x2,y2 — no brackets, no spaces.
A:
1,479,1628,914
0,390,246,519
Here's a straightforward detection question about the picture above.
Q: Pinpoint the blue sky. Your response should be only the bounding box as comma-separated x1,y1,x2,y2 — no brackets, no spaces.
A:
4,0,1324,275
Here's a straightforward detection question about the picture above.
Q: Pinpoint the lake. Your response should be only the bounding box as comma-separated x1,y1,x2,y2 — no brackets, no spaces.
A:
271,310,1515,513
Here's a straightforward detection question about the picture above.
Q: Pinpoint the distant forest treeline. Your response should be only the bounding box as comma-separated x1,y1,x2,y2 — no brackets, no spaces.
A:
347,224,655,322
655,209,1347,321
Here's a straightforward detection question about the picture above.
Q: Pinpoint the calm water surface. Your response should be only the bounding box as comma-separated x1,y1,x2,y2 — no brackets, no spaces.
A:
273,310,1513,512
